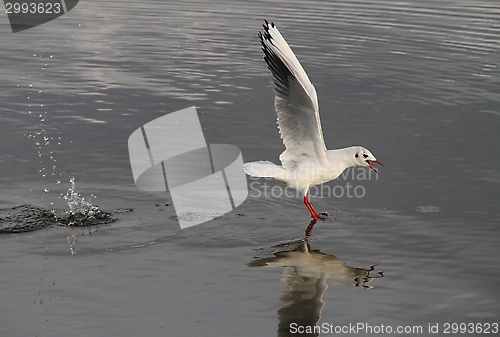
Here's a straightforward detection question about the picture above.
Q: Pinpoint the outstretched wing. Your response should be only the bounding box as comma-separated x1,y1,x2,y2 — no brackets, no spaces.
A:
259,21,327,169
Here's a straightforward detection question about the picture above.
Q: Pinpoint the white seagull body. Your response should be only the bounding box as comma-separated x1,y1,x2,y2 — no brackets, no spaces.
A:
243,21,383,220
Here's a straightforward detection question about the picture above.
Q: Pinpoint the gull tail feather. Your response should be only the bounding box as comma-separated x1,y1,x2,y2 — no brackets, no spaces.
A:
243,161,284,179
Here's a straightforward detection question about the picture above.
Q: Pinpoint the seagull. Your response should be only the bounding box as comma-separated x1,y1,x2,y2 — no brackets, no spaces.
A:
243,21,383,220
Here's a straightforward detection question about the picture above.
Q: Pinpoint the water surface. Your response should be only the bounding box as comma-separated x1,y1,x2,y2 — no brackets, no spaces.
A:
0,1,499,336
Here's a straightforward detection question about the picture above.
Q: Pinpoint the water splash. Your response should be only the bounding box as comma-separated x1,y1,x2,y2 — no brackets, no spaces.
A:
64,177,98,216
0,177,115,235
62,177,114,227
61,177,116,255
0,205,56,233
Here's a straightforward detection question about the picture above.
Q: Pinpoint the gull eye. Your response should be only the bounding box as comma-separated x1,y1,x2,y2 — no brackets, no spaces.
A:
355,153,359,158
363,154,368,159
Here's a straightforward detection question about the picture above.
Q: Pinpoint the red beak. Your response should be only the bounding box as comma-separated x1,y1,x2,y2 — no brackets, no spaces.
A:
365,159,384,174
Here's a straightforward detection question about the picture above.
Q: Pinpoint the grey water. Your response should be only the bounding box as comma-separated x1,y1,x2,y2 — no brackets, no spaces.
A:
1,0,499,336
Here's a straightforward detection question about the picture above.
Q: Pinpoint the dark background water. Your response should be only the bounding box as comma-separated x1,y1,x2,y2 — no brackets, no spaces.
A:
1,1,499,336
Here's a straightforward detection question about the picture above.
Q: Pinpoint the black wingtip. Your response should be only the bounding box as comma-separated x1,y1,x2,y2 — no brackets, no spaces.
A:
262,20,276,32
259,20,275,46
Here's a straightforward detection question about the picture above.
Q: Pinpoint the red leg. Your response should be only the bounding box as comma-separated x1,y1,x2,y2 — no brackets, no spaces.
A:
304,194,321,220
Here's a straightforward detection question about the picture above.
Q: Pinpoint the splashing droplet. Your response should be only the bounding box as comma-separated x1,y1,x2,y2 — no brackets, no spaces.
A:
63,177,105,223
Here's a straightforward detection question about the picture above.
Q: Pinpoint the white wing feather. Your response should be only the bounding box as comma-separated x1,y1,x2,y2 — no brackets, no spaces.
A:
259,21,327,169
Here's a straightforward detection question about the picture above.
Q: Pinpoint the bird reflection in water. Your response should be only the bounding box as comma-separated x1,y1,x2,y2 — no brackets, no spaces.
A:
248,234,383,337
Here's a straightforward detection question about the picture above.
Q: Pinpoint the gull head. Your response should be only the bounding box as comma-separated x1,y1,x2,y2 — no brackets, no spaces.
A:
351,146,384,174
